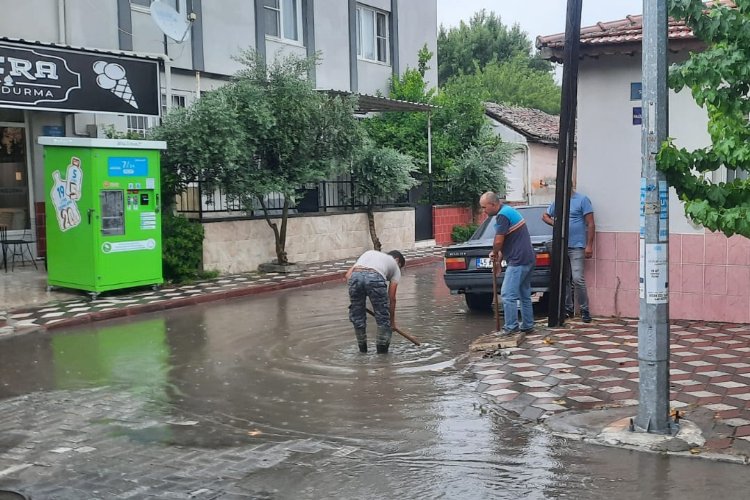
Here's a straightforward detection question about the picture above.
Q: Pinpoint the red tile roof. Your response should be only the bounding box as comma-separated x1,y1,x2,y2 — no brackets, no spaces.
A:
484,102,560,144
536,0,734,59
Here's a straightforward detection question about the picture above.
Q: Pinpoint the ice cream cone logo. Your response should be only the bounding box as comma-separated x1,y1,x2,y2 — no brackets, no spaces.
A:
93,61,139,109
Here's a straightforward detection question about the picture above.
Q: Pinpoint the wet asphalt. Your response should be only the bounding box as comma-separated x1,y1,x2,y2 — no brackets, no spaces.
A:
0,263,747,499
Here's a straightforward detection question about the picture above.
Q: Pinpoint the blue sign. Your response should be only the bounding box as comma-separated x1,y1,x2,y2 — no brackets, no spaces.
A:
42,125,65,137
108,157,148,177
633,107,642,126
630,82,642,100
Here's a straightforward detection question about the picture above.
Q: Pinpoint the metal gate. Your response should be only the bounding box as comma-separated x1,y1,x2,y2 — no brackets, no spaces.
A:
414,204,433,241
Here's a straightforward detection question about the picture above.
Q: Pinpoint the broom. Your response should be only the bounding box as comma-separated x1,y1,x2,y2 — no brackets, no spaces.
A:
492,260,502,334
366,308,421,346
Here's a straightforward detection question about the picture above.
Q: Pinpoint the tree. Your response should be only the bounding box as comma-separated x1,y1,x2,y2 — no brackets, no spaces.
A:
657,0,750,238
233,51,362,265
350,141,419,250
444,136,513,222
151,85,269,211
454,57,562,115
153,51,362,266
362,54,489,179
437,9,552,85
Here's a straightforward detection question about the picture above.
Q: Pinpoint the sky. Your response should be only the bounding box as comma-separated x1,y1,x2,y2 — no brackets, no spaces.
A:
437,0,643,42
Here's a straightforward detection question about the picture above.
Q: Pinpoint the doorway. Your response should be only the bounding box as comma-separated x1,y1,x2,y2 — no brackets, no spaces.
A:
0,109,30,234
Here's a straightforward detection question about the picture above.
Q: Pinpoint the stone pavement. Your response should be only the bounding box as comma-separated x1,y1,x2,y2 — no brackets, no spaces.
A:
471,316,750,463
0,246,444,338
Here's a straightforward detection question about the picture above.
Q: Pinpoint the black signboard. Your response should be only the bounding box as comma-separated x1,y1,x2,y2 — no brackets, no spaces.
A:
0,41,160,116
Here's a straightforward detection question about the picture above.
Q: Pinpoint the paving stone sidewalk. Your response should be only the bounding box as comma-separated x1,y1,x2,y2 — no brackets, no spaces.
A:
0,246,444,338
471,316,750,462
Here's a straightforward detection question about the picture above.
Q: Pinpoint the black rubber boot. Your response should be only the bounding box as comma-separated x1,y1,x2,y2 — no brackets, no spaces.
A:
376,343,390,354
355,328,367,353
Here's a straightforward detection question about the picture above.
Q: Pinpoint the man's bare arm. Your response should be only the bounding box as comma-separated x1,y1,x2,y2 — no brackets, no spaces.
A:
542,212,555,227
388,283,398,328
584,212,595,258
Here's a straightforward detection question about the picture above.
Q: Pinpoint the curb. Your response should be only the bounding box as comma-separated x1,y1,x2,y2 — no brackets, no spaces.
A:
6,255,443,336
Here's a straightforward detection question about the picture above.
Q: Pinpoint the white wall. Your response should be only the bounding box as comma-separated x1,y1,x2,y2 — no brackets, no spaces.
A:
201,0,255,75
576,54,709,234
203,209,416,274
396,0,438,88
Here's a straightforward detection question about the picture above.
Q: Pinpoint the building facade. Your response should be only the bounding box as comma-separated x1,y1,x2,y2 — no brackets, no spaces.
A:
537,5,750,323
484,102,571,206
0,0,438,251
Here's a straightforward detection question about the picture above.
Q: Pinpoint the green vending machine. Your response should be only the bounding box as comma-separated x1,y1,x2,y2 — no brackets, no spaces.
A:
39,137,167,298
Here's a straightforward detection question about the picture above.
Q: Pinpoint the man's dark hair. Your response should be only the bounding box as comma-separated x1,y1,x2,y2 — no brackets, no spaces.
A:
388,250,406,268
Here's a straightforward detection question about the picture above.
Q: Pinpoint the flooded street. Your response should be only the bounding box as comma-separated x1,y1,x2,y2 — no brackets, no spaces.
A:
0,263,747,499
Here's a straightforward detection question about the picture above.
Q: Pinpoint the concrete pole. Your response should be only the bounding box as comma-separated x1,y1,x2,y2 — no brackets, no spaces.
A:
635,0,671,434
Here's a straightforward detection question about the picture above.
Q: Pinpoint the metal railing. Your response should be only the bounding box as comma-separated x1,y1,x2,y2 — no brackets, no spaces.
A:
175,176,413,221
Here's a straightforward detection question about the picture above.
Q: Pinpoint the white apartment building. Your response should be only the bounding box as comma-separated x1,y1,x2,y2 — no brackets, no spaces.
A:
0,0,438,242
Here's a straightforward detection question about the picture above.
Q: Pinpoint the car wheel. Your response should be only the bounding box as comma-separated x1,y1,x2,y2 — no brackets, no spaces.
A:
464,292,494,312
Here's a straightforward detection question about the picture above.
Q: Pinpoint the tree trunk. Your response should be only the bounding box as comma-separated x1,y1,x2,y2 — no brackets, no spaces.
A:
258,195,289,265
367,206,382,251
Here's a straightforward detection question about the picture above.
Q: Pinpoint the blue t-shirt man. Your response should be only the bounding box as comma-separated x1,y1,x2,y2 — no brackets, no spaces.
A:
545,192,594,249
543,191,596,322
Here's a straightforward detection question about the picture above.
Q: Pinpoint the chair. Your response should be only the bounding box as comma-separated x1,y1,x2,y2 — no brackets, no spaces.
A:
0,225,7,272
0,227,37,271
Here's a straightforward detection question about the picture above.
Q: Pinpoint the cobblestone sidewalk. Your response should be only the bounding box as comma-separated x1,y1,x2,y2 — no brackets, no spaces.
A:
471,316,750,462
0,247,444,338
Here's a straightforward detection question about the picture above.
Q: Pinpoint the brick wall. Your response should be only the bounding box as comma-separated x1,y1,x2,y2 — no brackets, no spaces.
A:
433,205,473,245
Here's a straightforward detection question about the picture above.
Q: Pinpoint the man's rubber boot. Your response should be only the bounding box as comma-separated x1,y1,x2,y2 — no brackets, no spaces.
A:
355,328,367,353
375,326,392,354
376,343,390,354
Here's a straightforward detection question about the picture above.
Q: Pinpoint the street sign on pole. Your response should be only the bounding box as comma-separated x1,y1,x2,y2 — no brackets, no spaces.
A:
636,0,672,434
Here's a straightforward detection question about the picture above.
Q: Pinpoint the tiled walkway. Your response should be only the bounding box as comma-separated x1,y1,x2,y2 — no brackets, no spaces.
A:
472,317,750,460
0,246,444,336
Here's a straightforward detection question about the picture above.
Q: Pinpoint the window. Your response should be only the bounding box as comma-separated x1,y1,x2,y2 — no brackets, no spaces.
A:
161,93,187,116
264,0,302,42
126,115,157,138
130,1,178,10
100,190,125,236
357,6,389,63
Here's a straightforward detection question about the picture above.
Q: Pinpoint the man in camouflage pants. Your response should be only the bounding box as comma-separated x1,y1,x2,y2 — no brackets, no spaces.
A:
346,250,405,354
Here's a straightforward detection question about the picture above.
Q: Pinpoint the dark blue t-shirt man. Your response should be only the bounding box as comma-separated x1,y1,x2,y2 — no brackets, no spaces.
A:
479,192,535,335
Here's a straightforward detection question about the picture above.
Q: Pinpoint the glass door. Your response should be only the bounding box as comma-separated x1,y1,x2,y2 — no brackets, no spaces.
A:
0,118,30,232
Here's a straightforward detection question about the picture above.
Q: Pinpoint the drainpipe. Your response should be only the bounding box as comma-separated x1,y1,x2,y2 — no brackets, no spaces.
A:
58,0,67,43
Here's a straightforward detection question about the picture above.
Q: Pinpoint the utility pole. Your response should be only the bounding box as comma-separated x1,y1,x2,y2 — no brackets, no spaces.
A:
548,0,582,327
635,0,671,434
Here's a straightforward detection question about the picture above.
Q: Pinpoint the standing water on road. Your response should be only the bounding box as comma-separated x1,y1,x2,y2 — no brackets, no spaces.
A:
0,263,745,499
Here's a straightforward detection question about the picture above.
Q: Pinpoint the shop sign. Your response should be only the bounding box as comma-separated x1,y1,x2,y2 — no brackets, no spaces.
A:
0,41,159,116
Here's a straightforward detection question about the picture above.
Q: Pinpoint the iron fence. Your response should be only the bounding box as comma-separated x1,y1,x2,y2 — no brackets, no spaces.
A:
175,175,412,221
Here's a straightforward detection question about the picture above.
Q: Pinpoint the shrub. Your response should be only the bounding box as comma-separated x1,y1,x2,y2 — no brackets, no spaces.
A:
162,214,206,282
451,223,479,243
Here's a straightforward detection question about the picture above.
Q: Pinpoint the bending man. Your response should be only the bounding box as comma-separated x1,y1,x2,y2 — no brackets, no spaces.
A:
346,250,406,354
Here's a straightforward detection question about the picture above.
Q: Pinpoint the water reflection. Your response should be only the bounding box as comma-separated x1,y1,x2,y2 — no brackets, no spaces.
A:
0,264,747,498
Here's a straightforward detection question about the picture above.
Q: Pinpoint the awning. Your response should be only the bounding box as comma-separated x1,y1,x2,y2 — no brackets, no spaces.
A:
320,89,436,113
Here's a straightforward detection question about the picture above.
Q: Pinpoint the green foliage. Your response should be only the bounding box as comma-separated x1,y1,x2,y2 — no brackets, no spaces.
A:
350,141,420,205
451,223,479,243
450,57,561,115
151,50,362,264
362,60,489,179
161,214,206,282
350,140,420,249
444,136,513,212
103,125,145,140
437,10,551,85
233,51,362,204
656,0,750,238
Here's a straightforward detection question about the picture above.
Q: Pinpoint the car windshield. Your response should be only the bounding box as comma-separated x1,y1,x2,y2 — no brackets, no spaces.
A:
472,206,553,241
